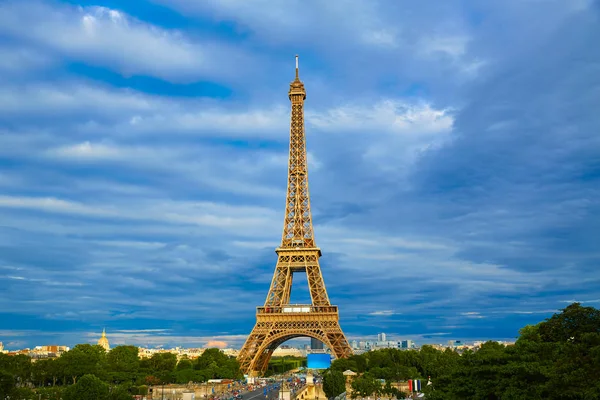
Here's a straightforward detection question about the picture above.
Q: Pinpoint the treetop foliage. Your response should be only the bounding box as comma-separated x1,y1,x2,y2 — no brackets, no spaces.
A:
328,303,600,400
0,346,242,399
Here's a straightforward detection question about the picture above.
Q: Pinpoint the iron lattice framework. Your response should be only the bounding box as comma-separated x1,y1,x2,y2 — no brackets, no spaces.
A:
238,57,353,376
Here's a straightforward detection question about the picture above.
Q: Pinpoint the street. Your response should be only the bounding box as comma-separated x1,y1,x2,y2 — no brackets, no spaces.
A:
240,385,280,400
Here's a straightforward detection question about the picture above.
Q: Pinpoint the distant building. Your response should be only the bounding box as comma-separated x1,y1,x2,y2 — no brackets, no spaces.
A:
28,345,70,360
272,347,305,357
401,340,414,349
97,328,110,351
377,333,387,342
35,345,69,353
310,338,324,351
351,340,358,349
0,342,3,352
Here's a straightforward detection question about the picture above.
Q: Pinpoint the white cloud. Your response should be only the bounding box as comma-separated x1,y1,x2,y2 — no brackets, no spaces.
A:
123,105,289,138
0,81,288,139
40,140,285,198
50,141,123,160
559,299,600,304
0,1,254,83
460,312,486,319
92,332,249,348
0,45,55,73
0,82,156,116
0,274,83,287
368,310,397,316
307,101,454,173
308,100,453,135
361,29,398,48
507,310,558,315
92,240,168,250
153,0,385,48
0,80,450,148
419,35,469,59
0,196,114,217
0,195,280,237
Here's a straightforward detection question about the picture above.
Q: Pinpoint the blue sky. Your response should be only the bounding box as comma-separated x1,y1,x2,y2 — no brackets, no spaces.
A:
0,0,599,350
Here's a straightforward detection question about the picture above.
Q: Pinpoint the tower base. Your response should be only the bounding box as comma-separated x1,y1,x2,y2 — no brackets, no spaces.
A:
238,306,352,375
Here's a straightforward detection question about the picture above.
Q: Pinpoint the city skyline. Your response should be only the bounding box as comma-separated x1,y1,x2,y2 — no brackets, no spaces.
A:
1,1,599,350
0,328,512,352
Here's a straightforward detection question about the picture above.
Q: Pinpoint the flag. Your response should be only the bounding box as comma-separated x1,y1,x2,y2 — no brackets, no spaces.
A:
412,380,422,392
408,380,413,392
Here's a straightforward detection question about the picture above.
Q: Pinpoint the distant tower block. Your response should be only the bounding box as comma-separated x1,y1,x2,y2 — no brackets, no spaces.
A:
97,328,110,351
311,338,324,350
237,56,352,376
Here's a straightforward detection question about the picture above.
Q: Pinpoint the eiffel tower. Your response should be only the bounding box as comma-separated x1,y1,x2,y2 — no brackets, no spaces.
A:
237,56,353,376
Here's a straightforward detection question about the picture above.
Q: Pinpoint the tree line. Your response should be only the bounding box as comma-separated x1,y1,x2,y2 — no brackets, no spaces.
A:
322,303,600,400
0,346,242,400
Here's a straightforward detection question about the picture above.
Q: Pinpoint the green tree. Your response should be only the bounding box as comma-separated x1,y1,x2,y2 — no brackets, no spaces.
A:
61,344,106,384
148,353,177,384
538,302,600,343
63,374,109,400
10,354,33,384
37,385,65,400
330,357,357,373
0,370,15,398
175,368,201,384
109,384,134,400
195,348,242,380
106,345,140,385
177,357,193,371
350,373,380,398
322,370,346,399
10,386,35,399
427,302,600,400
33,358,52,387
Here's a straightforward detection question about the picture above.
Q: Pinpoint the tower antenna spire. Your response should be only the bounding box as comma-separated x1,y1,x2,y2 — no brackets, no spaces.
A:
295,54,299,79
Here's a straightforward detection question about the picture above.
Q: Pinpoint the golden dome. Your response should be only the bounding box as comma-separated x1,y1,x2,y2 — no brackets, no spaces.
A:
97,328,110,351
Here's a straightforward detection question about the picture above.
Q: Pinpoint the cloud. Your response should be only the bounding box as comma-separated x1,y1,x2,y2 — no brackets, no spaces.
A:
559,299,600,304
419,35,469,59
0,79,451,142
0,44,55,73
152,0,387,47
460,312,486,319
0,194,280,235
0,1,255,83
506,310,559,315
205,340,228,349
308,101,453,135
49,142,123,160
368,311,397,316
